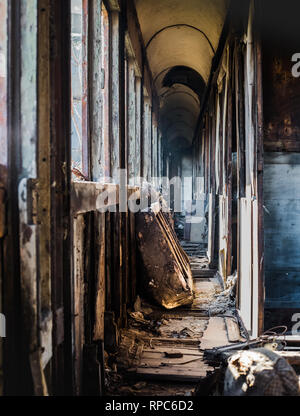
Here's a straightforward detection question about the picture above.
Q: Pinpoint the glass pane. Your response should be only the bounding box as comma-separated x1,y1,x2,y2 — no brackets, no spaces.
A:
71,0,88,179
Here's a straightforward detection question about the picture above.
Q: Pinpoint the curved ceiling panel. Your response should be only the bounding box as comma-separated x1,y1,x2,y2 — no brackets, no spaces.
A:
147,27,214,83
135,0,229,83
160,84,200,147
163,66,206,97
160,85,200,112
134,0,228,151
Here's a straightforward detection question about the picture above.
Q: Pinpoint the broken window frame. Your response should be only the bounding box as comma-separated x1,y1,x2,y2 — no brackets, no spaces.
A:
135,76,142,179
71,0,89,179
110,10,121,181
152,112,158,180
100,0,111,181
126,56,137,185
142,92,152,182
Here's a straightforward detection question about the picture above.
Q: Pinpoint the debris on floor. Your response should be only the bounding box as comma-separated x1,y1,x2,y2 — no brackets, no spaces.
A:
158,317,207,339
192,277,222,310
104,257,249,396
136,203,193,309
105,249,300,396
208,271,237,315
224,348,300,396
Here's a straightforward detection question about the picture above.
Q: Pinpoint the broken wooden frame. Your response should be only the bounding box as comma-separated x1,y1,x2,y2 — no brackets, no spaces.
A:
135,202,193,309
196,0,264,338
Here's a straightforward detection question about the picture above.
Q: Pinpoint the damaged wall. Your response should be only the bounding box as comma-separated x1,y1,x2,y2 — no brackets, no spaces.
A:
261,0,300,328
196,0,264,337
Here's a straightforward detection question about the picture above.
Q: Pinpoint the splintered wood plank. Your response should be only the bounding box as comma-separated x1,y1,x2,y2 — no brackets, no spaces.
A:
145,338,201,348
142,348,203,357
140,355,204,367
131,344,212,382
93,213,105,341
132,370,207,383
224,317,242,343
199,317,229,350
132,364,212,382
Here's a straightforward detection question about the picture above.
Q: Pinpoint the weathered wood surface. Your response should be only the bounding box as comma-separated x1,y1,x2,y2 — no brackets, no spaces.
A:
71,182,119,215
133,354,212,382
224,317,242,343
200,317,231,350
126,318,213,382
73,215,85,395
136,207,193,309
93,213,106,341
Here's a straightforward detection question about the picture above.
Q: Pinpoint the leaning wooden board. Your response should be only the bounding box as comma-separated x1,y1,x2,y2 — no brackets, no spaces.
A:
135,203,193,309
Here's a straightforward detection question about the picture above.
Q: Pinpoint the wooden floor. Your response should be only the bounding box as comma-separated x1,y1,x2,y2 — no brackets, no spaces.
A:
105,255,244,396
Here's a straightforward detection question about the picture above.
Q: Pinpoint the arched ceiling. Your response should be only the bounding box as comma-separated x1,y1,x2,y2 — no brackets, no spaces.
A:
134,0,229,149
163,66,206,97
159,84,199,148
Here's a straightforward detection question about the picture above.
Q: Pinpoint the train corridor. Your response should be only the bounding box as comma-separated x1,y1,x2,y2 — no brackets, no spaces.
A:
1,0,300,397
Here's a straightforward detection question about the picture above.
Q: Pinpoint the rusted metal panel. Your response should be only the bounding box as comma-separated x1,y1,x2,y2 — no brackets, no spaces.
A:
262,0,300,152
264,154,300,308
